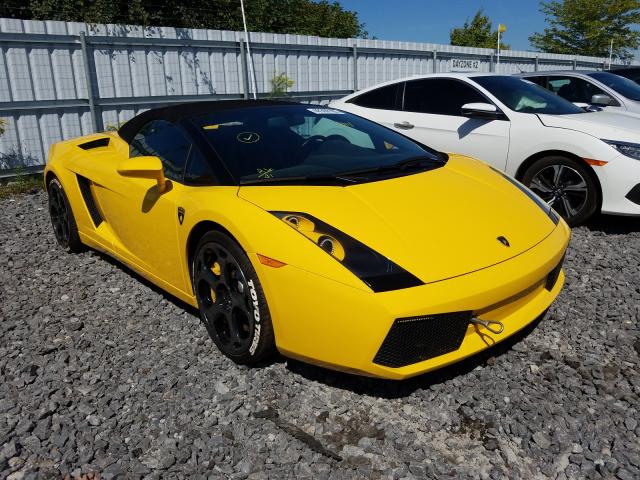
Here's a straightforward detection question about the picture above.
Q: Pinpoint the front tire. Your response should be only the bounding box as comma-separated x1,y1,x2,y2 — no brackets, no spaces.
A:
192,231,276,365
47,177,83,252
522,156,598,226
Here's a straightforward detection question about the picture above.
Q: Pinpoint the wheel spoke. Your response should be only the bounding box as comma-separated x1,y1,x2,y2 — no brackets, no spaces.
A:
200,267,221,288
530,176,553,194
552,164,565,186
561,195,578,217
563,179,587,193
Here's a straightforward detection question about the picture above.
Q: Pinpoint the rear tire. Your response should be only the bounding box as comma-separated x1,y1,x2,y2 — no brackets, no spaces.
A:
192,231,276,365
47,177,83,252
521,156,598,226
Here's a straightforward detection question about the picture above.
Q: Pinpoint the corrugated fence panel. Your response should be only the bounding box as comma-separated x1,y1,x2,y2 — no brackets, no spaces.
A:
0,17,634,169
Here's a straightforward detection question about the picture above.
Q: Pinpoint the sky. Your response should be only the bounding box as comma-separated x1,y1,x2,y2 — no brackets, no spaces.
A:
339,0,639,59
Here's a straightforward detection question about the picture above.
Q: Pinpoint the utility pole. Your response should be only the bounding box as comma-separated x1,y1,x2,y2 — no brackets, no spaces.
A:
240,0,258,99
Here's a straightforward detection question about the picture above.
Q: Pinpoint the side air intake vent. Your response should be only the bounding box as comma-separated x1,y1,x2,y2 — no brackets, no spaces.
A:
78,137,110,150
545,255,564,291
374,312,472,368
76,175,103,227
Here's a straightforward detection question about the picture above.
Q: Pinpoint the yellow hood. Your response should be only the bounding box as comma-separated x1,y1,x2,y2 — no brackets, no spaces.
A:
239,155,556,284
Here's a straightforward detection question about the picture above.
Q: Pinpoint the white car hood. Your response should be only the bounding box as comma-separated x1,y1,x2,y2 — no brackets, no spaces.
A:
537,112,640,142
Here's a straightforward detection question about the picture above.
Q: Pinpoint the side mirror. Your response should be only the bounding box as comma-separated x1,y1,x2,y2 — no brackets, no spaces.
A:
461,102,501,119
590,94,615,106
117,156,167,193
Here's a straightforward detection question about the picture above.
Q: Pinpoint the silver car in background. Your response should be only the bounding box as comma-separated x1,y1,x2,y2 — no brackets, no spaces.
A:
517,70,640,114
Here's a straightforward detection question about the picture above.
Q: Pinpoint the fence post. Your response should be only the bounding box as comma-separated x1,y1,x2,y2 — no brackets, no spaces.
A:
239,38,250,99
534,56,539,72
432,50,437,73
489,54,494,72
79,32,99,132
572,58,577,70
352,44,358,91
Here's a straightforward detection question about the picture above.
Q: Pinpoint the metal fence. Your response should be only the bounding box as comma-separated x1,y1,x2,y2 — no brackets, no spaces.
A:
0,17,631,172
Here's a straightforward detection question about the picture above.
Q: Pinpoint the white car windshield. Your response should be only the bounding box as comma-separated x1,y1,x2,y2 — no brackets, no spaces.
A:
474,76,584,115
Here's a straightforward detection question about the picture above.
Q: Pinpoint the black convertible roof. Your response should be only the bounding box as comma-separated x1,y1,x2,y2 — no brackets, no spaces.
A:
118,99,301,143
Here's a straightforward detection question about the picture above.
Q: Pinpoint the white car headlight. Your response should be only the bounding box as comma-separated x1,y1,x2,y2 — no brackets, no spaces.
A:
603,140,640,160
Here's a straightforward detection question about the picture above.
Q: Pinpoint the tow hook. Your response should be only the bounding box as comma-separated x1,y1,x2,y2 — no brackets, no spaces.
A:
470,317,504,334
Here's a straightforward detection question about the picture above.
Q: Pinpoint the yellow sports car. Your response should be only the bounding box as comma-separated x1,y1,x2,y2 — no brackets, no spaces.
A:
45,100,569,380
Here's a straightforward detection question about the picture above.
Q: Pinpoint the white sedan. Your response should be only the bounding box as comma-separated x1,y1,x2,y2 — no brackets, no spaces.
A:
330,73,640,225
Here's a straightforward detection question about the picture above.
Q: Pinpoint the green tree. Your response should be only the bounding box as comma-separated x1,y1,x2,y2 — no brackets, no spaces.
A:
530,0,640,61
0,0,368,39
269,72,295,98
450,10,510,49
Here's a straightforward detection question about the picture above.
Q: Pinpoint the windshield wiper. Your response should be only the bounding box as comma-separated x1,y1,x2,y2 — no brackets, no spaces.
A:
336,155,443,177
240,174,362,186
239,156,444,186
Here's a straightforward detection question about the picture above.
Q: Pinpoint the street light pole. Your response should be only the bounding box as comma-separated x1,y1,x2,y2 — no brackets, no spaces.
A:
497,24,506,72
497,29,500,70
608,38,614,69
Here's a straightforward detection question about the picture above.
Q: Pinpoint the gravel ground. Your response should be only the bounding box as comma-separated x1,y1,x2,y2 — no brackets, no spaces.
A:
1,191,639,480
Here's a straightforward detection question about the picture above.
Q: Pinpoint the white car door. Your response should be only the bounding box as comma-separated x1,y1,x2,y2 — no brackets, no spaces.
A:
337,78,511,170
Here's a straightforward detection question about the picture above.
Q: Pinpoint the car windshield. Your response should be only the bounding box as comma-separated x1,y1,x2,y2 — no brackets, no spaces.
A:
191,105,444,185
474,75,584,114
588,71,640,101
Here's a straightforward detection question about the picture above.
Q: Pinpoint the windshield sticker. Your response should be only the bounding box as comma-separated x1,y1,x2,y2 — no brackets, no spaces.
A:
257,168,274,179
384,141,399,150
306,108,345,115
237,132,261,144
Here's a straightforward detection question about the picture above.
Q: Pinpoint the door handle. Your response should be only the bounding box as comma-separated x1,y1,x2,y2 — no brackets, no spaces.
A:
394,121,414,130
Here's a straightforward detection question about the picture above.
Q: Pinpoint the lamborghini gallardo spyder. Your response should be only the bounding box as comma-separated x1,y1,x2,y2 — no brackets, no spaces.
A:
45,100,570,380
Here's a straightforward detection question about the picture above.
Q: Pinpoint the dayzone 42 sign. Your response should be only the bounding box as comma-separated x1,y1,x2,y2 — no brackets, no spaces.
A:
451,58,480,72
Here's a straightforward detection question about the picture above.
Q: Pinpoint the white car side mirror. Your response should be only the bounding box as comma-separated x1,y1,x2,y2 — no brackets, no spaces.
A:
461,102,501,119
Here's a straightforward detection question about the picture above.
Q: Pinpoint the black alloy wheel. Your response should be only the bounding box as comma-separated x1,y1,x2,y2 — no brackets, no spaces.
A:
47,177,82,252
523,156,598,226
192,231,275,364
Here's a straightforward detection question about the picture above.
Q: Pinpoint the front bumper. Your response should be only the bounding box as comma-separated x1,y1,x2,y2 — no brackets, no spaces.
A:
595,153,640,215
254,221,570,380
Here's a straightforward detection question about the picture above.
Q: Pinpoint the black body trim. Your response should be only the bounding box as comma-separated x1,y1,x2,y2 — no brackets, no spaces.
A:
78,137,110,150
76,175,103,227
545,255,564,291
625,183,640,205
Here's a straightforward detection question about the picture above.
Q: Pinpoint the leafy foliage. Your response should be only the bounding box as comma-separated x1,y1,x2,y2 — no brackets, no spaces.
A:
450,10,510,50
530,0,640,61
0,0,368,38
269,73,295,97
0,118,6,137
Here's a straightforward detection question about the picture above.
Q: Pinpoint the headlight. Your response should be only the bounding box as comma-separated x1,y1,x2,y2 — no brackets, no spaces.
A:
491,167,560,225
271,211,423,292
602,139,640,160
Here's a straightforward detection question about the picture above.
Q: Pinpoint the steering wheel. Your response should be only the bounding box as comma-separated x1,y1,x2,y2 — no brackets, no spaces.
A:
299,135,327,151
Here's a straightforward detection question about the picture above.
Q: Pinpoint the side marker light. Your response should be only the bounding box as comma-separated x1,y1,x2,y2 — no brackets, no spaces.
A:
257,254,286,268
584,158,608,166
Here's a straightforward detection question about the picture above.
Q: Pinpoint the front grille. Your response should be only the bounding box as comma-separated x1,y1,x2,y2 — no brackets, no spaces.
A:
373,311,472,368
545,255,564,291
